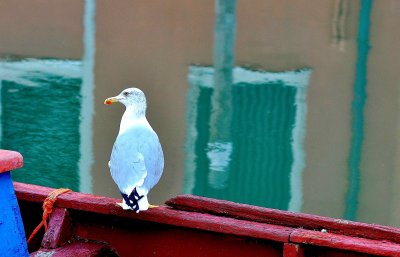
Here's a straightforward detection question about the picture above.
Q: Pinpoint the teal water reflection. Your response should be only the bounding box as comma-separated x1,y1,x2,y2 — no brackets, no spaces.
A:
183,0,309,210
184,67,311,210
0,59,82,191
4,0,400,227
345,0,372,221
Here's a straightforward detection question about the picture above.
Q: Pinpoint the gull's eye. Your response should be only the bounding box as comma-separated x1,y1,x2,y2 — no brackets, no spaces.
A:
123,91,130,96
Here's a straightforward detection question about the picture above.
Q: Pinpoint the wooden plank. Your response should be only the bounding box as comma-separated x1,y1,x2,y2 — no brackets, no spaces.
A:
14,182,292,243
166,194,400,244
18,182,400,255
31,241,117,257
75,219,283,257
0,150,23,173
290,229,400,257
41,208,73,249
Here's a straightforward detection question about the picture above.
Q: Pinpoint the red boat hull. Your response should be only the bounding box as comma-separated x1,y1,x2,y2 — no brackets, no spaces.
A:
14,182,400,257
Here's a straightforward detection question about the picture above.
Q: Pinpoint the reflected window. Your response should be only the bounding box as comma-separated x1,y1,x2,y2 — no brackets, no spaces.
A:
0,58,82,191
184,66,311,211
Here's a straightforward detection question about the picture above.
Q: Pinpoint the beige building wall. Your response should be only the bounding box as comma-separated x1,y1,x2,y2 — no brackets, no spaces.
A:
359,0,400,225
92,0,214,201
0,0,83,59
234,0,358,218
1,0,400,225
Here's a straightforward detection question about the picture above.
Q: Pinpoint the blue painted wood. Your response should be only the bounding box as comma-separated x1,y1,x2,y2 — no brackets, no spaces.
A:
0,171,29,257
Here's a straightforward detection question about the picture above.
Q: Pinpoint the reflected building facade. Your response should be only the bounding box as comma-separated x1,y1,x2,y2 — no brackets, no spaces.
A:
1,0,400,226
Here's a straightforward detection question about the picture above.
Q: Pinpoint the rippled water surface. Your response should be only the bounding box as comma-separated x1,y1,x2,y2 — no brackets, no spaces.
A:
1,0,400,227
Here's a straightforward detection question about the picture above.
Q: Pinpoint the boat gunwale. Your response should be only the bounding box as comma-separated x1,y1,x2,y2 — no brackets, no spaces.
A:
14,182,400,256
14,182,292,243
166,194,400,245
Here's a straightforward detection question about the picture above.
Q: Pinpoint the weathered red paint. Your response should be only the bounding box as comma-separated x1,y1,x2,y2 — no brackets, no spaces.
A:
30,241,117,257
14,182,400,257
290,229,400,257
0,150,23,173
74,219,283,257
167,194,400,244
14,182,292,243
41,208,72,249
283,243,305,257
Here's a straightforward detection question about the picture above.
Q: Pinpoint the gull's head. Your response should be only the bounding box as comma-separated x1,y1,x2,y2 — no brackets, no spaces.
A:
104,87,147,114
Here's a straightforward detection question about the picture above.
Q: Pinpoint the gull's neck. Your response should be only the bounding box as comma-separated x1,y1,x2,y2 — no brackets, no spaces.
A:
119,105,149,134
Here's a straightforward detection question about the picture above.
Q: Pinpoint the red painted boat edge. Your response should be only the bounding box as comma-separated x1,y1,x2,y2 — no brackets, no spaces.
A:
0,150,23,173
290,229,400,257
14,182,400,256
41,208,73,249
166,194,400,244
14,182,291,243
30,240,118,257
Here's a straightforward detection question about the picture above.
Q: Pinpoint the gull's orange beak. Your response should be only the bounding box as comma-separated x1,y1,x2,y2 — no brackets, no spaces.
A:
104,97,119,105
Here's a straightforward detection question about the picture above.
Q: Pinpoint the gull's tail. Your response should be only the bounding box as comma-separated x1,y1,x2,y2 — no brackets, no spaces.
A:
121,188,143,212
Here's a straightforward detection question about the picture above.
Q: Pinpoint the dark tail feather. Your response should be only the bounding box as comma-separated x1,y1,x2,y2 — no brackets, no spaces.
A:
121,188,144,212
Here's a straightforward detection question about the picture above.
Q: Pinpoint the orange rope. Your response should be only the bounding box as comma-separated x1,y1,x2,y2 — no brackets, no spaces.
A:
27,188,71,244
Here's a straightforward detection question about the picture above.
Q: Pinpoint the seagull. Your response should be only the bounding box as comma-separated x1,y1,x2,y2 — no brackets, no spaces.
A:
104,87,164,212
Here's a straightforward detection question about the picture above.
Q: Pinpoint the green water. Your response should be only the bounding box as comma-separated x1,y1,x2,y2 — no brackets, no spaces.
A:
184,67,310,210
3,0,397,227
190,84,296,209
1,57,310,213
1,63,82,191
